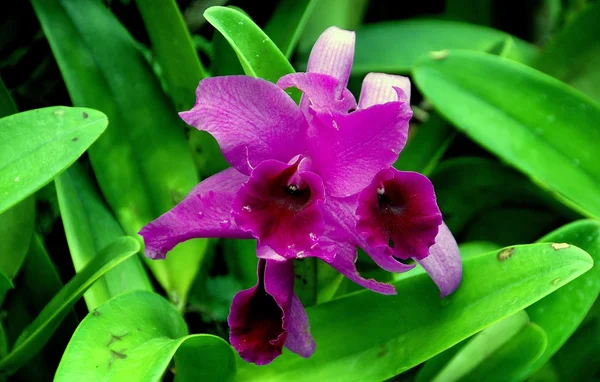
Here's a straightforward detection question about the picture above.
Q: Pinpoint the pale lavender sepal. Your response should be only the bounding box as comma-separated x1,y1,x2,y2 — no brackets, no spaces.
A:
418,222,463,297
358,73,412,109
139,168,251,259
307,26,355,89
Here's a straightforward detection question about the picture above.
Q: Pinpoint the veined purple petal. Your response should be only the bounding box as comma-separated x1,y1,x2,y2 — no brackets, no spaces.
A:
232,157,329,261
307,26,355,89
357,169,442,260
325,241,397,295
307,101,412,197
358,73,411,109
418,222,462,297
228,260,314,365
277,72,356,116
139,168,251,259
179,76,308,175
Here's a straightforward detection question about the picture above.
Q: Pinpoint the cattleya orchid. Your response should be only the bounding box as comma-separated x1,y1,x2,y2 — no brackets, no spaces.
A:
139,27,462,365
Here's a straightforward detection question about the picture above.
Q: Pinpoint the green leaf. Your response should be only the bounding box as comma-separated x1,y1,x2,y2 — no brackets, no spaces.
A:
55,163,153,311
394,112,455,175
0,324,7,360
0,77,17,118
264,0,317,59
353,20,537,75
0,272,12,307
0,236,139,375
32,0,208,308
550,319,600,381
458,241,502,259
236,243,592,381
0,106,107,214
55,291,236,382
445,0,492,25
413,50,600,220
430,157,552,234
135,0,208,110
204,6,296,85
0,197,34,280
520,220,600,377
534,1,600,101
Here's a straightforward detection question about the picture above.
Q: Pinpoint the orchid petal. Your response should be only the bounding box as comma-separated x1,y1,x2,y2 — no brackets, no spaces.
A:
308,101,412,197
139,168,251,259
417,222,462,297
325,242,397,295
358,73,411,109
180,76,308,174
307,26,355,89
357,169,442,260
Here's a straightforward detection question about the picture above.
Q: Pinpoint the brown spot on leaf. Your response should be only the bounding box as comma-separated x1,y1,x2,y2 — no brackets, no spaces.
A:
551,278,561,286
82,112,89,119
72,137,79,142
92,310,100,316
497,247,515,262
377,344,388,358
107,333,129,347
108,349,127,367
551,243,570,250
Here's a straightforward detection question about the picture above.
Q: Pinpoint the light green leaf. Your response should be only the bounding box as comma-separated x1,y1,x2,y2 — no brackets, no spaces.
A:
534,1,600,101
394,112,455,175
55,163,153,311
0,106,107,214
353,20,537,75
458,241,502,259
520,220,600,377
0,197,34,280
237,243,592,381
264,0,317,59
32,0,208,308
204,6,296,85
0,236,139,375
414,50,600,219
55,291,236,382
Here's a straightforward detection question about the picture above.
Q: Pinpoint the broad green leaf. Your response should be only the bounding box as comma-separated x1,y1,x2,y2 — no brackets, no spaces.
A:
462,322,547,381
264,0,317,59
0,236,139,375
55,163,153,311
204,6,296,85
0,106,107,213
55,291,236,382
0,272,12,307
430,157,553,234
394,112,455,175
0,324,7,359
520,220,600,377
550,319,600,381
135,0,208,110
458,241,501,259
416,311,530,382
0,77,17,117
534,1,600,101
237,243,592,381
223,239,259,290
353,20,537,75
0,197,34,280
445,0,492,25
32,0,208,308
413,50,600,219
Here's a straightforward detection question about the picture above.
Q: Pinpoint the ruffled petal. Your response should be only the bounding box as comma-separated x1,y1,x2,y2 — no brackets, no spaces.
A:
357,169,442,260
307,101,412,197
139,168,251,259
277,72,357,116
228,260,314,365
325,242,397,295
180,76,308,174
358,73,411,109
307,26,355,89
322,195,415,273
232,157,329,261
417,222,462,297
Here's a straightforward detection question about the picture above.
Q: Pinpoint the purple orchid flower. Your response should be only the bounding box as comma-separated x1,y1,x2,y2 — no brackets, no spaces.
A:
139,27,462,365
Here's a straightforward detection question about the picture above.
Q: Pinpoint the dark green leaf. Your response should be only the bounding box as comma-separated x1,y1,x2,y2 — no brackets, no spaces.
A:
0,272,12,307
0,106,107,214
55,163,153,311
414,51,600,219
0,237,139,375
32,0,208,308
445,0,492,25
0,197,34,280
55,291,236,382
353,20,537,75
264,0,317,59
236,243,592,381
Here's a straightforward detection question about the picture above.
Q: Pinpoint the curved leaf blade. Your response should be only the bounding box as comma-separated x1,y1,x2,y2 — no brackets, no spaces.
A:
414,50,600,219
0,197,35,280
0,106,107,213
237,243,592,381
0,236,140,375
55,291,236,382
264,0,317,59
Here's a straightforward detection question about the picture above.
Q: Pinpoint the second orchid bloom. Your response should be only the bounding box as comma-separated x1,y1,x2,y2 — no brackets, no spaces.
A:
139,27,462,365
